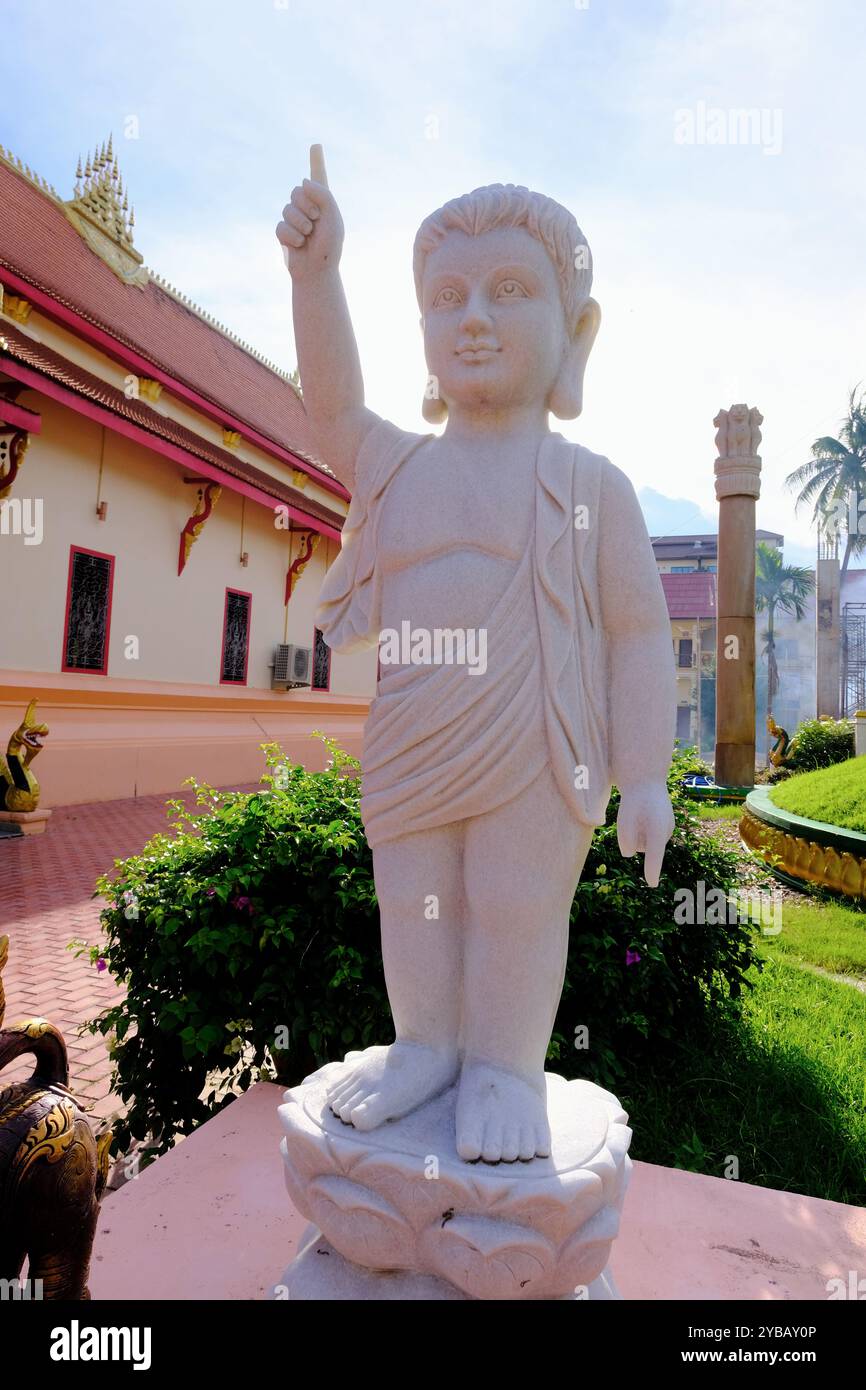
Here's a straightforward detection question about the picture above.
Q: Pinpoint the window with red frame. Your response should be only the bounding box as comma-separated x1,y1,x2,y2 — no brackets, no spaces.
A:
221,589,252,684
62,546,115,674
311,626,331,691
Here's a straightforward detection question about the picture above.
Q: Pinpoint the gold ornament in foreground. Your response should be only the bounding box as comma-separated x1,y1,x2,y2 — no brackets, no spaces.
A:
0,934,112,1298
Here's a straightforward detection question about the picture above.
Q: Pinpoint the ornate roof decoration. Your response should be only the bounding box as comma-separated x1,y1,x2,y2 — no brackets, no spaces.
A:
62,135,147,286
71,137,135,250
0,139,307,412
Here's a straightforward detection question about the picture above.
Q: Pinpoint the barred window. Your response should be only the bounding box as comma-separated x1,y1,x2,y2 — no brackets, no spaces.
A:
221,589,251,684
312,626,331,691
63,547,114,674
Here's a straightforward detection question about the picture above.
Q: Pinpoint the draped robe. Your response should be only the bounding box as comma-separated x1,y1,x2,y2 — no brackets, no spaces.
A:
316,419,628,848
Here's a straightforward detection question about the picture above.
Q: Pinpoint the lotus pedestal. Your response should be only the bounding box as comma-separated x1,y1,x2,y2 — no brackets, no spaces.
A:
275,1052,632,1301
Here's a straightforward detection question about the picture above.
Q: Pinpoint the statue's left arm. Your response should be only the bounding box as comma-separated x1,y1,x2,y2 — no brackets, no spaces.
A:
597,462,676,885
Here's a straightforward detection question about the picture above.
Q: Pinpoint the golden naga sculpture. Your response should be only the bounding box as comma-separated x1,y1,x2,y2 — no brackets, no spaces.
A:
767,715,798,769
0,934,112,1299
0,700,49,813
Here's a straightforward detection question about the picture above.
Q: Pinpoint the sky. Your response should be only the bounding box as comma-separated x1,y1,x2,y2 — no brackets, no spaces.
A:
4,0,865,566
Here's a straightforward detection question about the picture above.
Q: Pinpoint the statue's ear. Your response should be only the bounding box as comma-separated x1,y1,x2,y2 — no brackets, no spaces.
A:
422,393,448,424
548,298,601,419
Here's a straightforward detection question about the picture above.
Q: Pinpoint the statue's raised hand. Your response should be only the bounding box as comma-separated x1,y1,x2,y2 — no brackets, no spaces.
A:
276,144,344,279
616,782,675,888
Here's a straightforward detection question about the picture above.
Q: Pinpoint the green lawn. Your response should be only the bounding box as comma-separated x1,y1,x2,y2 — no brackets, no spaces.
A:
769,757,866,833
768,898,866,978
612,804,866,1202
621,925,866,1204
694,802,743,820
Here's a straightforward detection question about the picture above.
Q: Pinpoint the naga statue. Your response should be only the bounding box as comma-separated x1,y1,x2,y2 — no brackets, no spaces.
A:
0,700,49,813
767,715,798,768
0,934,112,1298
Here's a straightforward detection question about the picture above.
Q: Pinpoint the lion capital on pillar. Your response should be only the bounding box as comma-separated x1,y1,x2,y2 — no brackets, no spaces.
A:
713,403,763,501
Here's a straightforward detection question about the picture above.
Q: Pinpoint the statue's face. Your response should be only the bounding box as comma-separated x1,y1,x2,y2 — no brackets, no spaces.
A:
420,226,568,416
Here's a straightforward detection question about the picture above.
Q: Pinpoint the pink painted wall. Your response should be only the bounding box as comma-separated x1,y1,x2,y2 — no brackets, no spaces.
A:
0,672,370,807
0,393,377,696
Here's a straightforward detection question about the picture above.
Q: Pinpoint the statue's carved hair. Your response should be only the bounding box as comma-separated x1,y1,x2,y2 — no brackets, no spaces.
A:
413,184,593,331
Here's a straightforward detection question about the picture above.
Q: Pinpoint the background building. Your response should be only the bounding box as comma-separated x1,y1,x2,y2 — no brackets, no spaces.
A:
659,570,716,754
0,140,376,807
652,530,822,762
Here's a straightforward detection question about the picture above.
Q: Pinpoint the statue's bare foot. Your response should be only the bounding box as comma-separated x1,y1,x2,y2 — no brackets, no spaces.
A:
456,1061,550,1163
325,1041,459,1131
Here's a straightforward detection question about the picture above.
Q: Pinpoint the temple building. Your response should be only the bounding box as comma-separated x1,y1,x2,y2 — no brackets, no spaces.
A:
0,139,375,807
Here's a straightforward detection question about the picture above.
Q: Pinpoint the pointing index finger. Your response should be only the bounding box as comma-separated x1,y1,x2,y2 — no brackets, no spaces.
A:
643,832,666,888
310,144,328,188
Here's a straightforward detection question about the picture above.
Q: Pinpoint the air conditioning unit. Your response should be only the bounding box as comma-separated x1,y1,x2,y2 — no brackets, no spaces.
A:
271,643,312,690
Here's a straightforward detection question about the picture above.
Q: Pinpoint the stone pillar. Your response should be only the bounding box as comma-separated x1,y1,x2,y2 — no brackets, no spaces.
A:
816,554,841,717
713,405,763,788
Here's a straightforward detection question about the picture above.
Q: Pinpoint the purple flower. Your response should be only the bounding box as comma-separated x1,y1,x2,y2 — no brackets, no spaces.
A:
625,949,641,967
206,888,216,898
232,895,252,913
96,957,107,973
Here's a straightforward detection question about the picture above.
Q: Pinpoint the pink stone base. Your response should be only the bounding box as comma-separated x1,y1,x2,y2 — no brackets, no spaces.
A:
0,807,51,834
88,1083,866,1301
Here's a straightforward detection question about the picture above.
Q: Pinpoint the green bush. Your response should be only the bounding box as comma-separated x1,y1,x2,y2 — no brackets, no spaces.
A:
551,764,758,1085
787,717,854,772
82,739,758,1156
671,740,712,780
755,763,794,785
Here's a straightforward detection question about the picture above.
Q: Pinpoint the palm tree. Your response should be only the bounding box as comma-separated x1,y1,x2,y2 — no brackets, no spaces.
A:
786,388,866,576
755,543,814,743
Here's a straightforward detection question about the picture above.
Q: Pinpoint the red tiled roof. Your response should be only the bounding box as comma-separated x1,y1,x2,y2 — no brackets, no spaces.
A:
0,157,330,481
651,530,783,547
661,571,717,619
0,322,343,532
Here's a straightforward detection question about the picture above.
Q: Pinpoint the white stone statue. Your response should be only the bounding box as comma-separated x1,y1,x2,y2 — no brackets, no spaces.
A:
276,147,676,1168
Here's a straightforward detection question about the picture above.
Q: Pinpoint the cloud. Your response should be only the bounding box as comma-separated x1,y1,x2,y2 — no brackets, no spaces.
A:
638,487,716,537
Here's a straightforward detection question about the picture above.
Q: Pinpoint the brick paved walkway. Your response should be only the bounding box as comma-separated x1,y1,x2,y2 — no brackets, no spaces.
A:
0,785,256,1121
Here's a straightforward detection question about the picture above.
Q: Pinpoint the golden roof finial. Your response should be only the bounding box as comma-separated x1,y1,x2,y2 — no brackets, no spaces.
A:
66,137,139,257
